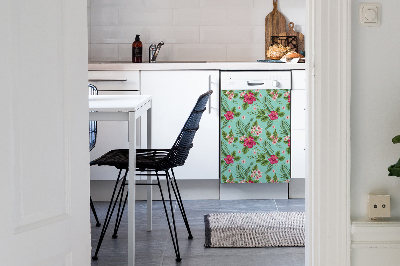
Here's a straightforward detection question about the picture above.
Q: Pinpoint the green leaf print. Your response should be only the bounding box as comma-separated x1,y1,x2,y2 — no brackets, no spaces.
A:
221,175,227,183
286,147,291,155
242,146,249,154
286,103,291,111
242,102,249,110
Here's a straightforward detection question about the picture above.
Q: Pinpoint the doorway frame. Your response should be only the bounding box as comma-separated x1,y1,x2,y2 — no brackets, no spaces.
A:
306,0,351,265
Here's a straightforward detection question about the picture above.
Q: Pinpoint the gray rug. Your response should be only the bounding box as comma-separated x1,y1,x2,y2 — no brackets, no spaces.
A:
204,212,305,248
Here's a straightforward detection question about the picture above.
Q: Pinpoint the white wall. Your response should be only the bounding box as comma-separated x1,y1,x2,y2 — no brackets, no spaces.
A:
351,1,400,264
351,0,400,220
87,0,305,62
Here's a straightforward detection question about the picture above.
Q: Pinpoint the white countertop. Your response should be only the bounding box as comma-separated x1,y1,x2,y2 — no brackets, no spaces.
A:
89,62,306,71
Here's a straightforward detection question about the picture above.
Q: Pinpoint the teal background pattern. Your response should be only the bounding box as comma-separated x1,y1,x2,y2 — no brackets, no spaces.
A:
220,89,291,183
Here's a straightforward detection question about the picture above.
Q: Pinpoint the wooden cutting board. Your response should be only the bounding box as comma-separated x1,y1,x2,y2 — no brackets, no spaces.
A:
279,22,304,52
265,0,286,59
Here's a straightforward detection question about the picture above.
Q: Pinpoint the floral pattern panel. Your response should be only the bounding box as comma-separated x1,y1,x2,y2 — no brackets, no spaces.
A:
220,89,291,183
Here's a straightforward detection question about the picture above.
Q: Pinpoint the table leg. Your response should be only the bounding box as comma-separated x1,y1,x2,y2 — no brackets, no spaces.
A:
128,112,136,266
147,105,152,232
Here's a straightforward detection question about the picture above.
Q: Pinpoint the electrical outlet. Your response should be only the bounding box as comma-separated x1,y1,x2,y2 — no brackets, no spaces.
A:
368,194,391,219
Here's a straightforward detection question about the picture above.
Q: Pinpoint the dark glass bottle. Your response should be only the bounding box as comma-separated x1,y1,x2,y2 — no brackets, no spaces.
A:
132,35,142,63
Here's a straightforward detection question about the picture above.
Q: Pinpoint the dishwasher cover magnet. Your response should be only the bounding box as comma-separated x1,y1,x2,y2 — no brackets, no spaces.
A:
220,89,291,183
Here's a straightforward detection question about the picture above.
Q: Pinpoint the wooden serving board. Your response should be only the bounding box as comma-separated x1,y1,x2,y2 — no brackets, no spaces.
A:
280,22,304,52
265,0,286,59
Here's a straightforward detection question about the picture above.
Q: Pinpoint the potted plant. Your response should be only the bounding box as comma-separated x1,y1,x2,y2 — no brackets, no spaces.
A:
388,135,400,176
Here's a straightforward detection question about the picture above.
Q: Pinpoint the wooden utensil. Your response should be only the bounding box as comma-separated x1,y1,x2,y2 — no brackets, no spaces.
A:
280,22,304,52
265,0,287,59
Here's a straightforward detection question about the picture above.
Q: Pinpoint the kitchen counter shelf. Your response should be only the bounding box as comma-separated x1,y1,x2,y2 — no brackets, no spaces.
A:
89,62,306,71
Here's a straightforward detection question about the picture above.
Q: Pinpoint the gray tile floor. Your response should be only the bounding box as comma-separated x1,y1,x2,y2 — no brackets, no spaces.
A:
91,199,305,266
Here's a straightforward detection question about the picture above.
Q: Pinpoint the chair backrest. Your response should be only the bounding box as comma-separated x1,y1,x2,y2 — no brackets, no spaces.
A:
163,90,213,169
89,84,98,151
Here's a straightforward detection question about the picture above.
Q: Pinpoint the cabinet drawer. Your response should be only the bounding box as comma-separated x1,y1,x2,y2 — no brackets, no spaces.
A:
292,70,306,90
88,71,140,91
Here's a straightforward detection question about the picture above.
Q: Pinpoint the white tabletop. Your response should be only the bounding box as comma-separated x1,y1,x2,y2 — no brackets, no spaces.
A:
89,95,152,112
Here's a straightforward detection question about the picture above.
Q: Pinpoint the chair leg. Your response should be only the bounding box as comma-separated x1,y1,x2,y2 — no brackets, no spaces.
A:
92,169,128,261
112,178,128,239
90,196,101,227
168,169,193,239
156,171,182,262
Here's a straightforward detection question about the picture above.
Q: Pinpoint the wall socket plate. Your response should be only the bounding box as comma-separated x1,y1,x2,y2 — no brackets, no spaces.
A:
368,194,391,219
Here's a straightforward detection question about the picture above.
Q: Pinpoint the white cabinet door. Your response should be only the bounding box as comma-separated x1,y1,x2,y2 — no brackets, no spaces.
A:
1,0,89,264
141,70,219,180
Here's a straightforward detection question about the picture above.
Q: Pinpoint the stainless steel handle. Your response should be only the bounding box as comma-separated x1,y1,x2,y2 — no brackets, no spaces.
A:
88,79,127,82
208,75,212,114
247,81,264,86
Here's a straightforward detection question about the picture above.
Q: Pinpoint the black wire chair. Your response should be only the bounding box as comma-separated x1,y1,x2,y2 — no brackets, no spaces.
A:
90,90,213,262
89,84,101,227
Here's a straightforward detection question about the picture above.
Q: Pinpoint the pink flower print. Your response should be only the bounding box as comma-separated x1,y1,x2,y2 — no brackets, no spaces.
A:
242,159,246,164
239,136,246,141
224,111,234,120
259,138,262,141
288,94,290,103
255,89,259,92
268,111,278,120
238,150,241,154
268,155,279,164
225,91,230,95
228,169,231,173
247,180,254,183
272,125,275,129
282,150,285,154
286,159,290,164
286,115,290,119
243,136,256,148
228,125,231,129
253,106,257,110
238,106,241,110
259,94,262,97
282,106,285,110
242,115,246,119
240,91,246,97
253,150,257,155
243,92,256,104
224,155,234,164
272,169,275,173
288,139,290,147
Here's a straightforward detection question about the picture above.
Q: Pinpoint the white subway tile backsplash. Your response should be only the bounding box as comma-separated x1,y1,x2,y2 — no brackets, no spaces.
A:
200,0,252,8
199,0,228,8
200,26,253,44
227,43,264,61
147,26,199,44
87,0,305,62
118,44,132,61
91,0,146,8
146,0,199,9
91,7,118,26
172,44,226,61
91,44,119,62
227,8,267,26
173,8,226,26
91,26,146,43
119,8,173,26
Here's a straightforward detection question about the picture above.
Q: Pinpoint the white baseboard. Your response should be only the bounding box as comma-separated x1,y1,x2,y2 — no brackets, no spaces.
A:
90,179,305,201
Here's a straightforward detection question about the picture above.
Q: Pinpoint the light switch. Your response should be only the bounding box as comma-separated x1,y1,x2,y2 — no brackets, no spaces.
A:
359,3,381,26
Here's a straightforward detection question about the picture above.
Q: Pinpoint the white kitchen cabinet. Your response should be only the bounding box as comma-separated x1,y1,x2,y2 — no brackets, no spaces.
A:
88,71,141,180
141,70,220,180
291,70,306,179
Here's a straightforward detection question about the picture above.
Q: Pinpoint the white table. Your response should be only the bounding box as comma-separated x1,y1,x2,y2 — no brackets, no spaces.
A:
89,94,152,266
